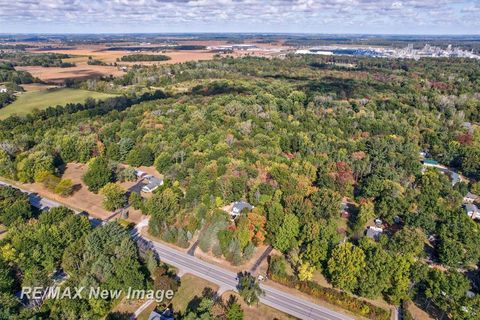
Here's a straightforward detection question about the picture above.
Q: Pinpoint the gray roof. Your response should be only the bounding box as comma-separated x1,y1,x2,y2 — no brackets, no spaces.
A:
450,171,461,185
366,227,383,240
465,203,479,213
143,176,163,191
231,201,254,215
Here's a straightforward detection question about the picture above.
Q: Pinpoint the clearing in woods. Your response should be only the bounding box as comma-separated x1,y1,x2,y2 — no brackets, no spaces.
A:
0,88,117,119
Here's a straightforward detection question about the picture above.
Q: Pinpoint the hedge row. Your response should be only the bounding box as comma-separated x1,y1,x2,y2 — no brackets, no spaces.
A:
268,273,391,320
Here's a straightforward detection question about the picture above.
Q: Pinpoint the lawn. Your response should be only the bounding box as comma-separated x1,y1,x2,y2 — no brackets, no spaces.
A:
221,291,295,320
171,274,219,314
135,274,219,319
0,88,117,119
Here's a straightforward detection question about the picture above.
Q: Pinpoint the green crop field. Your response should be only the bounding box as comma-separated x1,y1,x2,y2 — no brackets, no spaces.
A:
0,88,117,119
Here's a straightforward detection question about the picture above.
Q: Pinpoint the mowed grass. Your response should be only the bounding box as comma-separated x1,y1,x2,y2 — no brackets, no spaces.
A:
0,88,117,119
171,274,219,313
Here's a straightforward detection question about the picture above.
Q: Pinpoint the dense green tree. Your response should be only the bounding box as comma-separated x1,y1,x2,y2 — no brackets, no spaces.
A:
265,201,284,242
386,254,412,304
147,188,180,236
0,186,33,226
237,271,264,306
310,188,342,219
226,295,244,320
183,297,215,320
387,227,426,257
356,238,393,298
126,146,154,167
100,183,127,211
424,269,470,313
16,151,55,183
128,191,143,210
54,178,75,196
82,157,114,192
272,213,299,253
353,200,375,235
0,258,13,292
268,255,288,277
437,213,480,268
327,242,366,292
0,150,15,179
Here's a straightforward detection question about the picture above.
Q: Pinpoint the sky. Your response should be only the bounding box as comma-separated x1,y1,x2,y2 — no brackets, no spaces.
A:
0,0,479,35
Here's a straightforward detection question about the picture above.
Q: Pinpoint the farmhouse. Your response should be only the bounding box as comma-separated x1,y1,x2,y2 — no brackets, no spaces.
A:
142,175,163,193
230,200,254,219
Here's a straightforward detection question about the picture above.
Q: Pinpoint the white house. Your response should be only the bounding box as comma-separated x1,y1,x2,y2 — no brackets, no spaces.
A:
141,175,163,193
230,201,254,219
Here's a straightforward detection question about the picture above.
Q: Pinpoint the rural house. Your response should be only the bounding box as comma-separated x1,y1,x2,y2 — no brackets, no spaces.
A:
464,203,480,220
142,175,163,193
366,226,383,241
230,200,254,219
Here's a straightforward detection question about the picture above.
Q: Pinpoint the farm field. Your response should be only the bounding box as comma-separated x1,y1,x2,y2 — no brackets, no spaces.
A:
16,64,126,83
0,88,117,119
16,40,288,83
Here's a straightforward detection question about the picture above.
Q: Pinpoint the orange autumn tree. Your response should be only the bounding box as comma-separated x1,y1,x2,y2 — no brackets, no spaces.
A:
247,208,267,246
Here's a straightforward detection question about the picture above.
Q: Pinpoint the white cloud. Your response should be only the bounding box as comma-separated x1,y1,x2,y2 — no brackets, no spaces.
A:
0,0,476,33
392,2,403,9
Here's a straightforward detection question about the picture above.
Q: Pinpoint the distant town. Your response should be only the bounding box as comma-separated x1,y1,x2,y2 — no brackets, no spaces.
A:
296,43,480,60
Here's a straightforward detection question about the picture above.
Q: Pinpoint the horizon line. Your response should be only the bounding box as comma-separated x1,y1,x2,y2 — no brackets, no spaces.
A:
1,32,480,37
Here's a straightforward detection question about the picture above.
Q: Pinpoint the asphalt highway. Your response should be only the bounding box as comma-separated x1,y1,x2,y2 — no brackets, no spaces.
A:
1,179,354,320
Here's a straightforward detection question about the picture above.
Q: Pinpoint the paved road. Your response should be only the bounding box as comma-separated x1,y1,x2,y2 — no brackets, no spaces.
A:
0,180,102,226
140,231,353,320
0,180,61,211
1,180,353,320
